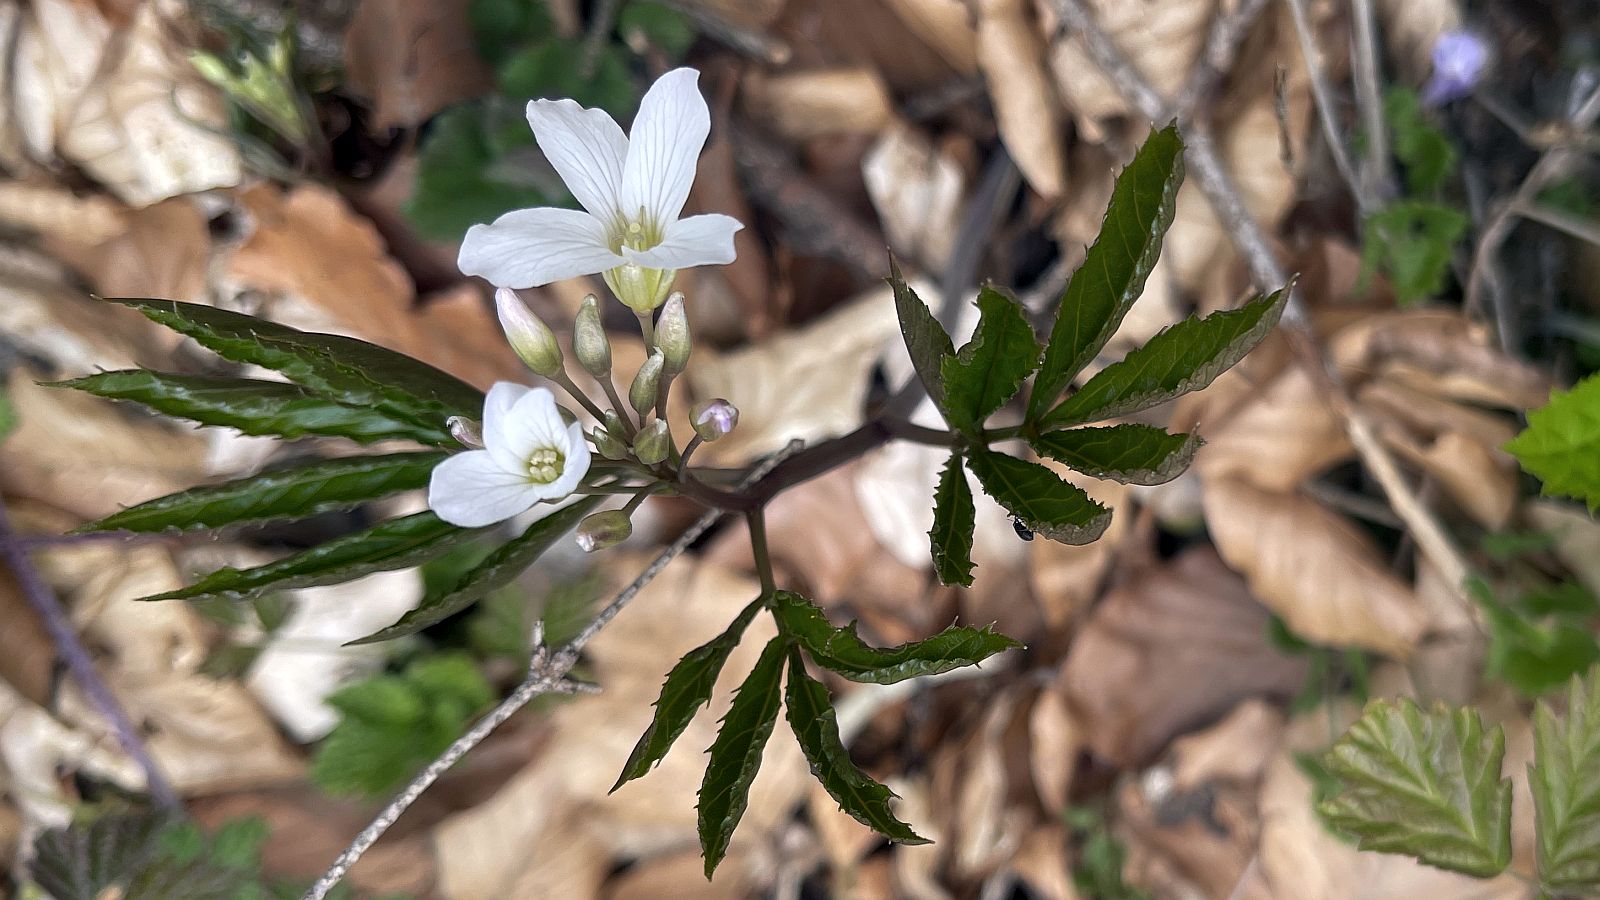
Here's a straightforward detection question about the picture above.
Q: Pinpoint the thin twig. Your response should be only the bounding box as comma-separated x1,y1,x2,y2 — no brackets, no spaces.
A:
1175,0,1273,119
303,442,803,900
0,495,179,810
1348,0,1392,201
577,0,622,78
1281,0,1370,212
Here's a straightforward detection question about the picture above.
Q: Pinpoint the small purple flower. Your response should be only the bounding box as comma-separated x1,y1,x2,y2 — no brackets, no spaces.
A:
1423,30,1490,107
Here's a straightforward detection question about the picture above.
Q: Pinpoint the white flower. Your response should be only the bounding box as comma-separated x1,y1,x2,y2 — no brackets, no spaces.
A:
428,383,591,527
458,67,743,309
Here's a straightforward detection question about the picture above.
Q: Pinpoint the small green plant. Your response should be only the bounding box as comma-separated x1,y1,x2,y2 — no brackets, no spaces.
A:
1508,373,1600,512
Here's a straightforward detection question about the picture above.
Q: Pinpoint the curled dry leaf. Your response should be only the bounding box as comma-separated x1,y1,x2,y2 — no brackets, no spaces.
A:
1168,698,1284,791
1331,310,1552,410
0,245,172,375
883,0,979,74
863,122,967,273
1027,684,1080,813
974,0,1065,198
1008,826,1079,900
1118,759,1260,897
930,688,1029,878
1203,476,1430,658
1192,365,1353,492
1381,427,1517,529
1061,547,1308,766
0,563,56,707
605,847,754,900
748,68,895,142
343,0,494,130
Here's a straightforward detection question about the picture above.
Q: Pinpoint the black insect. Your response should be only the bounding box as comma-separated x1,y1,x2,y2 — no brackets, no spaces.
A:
1011,517,1035,541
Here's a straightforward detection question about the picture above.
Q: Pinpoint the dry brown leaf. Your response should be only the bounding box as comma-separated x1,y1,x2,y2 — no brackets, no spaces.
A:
862,122,966,273
0,245,174,375
1526,501,1600,598
1203,476,1430,658
5,0,240,204
886,776,952,900
1061,547,1307,766
1026,466,1132,629
807,779,880,874
0,180,124,244
748,68,895,141
0,563,57,707
1119,762,1259,898
47,196,211,301
1028,685,1079,813
931,689,1029,878
974,0,1065,198
884,0,978,74
1332,310,1552,409
343,0,493,129
604,847,755,900
1357,377,1520,452
1009,826,1078,900
1381,428,1517,529
1168,698,1283,791
1193,365,1352,491
1377,0,1462,80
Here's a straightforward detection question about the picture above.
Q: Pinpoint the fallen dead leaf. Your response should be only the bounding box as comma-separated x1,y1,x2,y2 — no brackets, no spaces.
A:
748,68,896,141
0,564,55,707
974,0,1065,198
343,0,493,130
1028,685,1080,814
883,0,978,74
931,688,1028,879
1193,365,1353,492
604,847,755,900
1008,825,1078,900
47,196,211,302
1526,501,1600,599
1168,698,1284,792
863,122,967,273
1331,310,1552,410
1377,0,1463,81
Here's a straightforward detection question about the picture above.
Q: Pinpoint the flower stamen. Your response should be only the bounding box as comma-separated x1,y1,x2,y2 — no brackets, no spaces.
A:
528,447,566,484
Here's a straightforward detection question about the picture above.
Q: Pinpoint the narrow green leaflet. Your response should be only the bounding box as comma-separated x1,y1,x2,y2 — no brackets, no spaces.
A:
929,452,976,587
888,259,955,406
1531,667,1600,891
771,591,1020,684
350,496,601,643
939,285,1041,433
613,597,765,791
1040,288,1287,429
56,370,451,445
785,650,928,844
1028,125,1184,421
1030,425,1202,485
110,298,483,432
1506,373,1600,512
699,636,787,877
141,512,482,603
1320,698,1512,877
77,452,445,534
964,448,1111,545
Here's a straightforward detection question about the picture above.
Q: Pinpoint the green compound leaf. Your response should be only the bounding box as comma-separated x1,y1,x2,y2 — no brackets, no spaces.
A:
939,284,1041,434
888,258,955,407
1320,698,1512,878
1028,124,1184,422
141,511,483,604
784,649,928,844
929,451,976,587
1030,424,1202,485
351,496,602,644
77,451,445,534
55,370,451,445
1506,373,1600,513
29,810,171,900
1040,287,1287,429
964,448,1111,545
1531,666,1600,891
109,298,483,435
698,635,787,877
771,590,1020,684
613,597,765,792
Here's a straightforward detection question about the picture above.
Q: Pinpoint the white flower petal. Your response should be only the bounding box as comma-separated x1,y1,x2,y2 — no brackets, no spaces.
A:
526,98,629,222
491,387,568,471
621,68,710,231
482,381,533,447
459,207,624,289
531,422,593,501
428,451,543,527
621,213,742,270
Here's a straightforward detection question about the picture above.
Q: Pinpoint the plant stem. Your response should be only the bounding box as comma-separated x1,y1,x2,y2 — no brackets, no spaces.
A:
598,375,636,436
635,307,656,348
552,371,610,426
678,434,704,470
748,508,776,596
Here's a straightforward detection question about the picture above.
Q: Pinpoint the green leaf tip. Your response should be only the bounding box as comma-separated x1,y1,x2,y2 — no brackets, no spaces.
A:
698,636,788,877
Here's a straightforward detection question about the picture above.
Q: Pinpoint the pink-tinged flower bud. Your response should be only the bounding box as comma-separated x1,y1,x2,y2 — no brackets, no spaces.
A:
633,419,671,465
576,509,632,552
447,416,484,449
630,349,665,416
656,292,691,373
691,399,738,442
495,288,564,377
574,294,612,378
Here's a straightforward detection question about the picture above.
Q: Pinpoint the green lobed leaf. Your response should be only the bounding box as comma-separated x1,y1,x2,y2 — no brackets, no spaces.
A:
350,496,602,644
784,649,928,843
1040,287,1287,429
77,452,445,534
55,370,451,445
929,451,976,587
939,284,1041,433
888,258,955,407
1030,424,1202,485
1028,124,1185,422
109,298,483,435
1506,373,1600,513
698,635,788,877
1531,666,1600,891
1360,202,1468,307
141,512,483,604
405,100,552,241
29,811,172,900
613,597,765,791
771,590,1020,684
964,448,1111,545
1471,578,1600,698
1319,698,1512,877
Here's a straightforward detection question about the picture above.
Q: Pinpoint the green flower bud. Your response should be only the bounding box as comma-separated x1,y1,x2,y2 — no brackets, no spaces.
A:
603,263,675,313
495,288,564,377
590,426,630,460
574,294,612,378
630,349,665,417
691,399,739,442
633,419,671,465
576,509,633,552
656,292,691,373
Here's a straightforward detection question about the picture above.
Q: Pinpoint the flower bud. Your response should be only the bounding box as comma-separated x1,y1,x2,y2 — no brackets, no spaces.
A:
590,426,630,460
630,349,665,416
656,292,691,373
576,509,633,552
691,399,739,442
447,415,485,448
633,419,671,465
574,294,612,378
495,288,563,377
603,263,675,313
